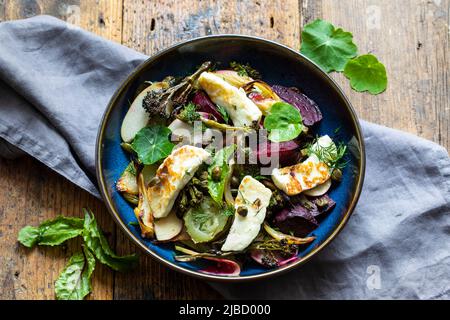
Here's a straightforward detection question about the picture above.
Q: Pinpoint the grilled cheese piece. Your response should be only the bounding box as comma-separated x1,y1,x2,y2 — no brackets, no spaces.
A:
198,72,262,127
148,145,210,218
221,176,272,252
271,135,334,196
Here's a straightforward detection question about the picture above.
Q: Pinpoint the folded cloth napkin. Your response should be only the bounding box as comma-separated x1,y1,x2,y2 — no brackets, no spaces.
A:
0,16,449,300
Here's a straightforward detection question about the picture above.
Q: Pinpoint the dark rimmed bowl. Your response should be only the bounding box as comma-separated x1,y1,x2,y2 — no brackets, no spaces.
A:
96,35,365,282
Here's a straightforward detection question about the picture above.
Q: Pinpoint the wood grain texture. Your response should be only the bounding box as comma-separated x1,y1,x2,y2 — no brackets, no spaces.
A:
318,0,450,149
0,0,448,300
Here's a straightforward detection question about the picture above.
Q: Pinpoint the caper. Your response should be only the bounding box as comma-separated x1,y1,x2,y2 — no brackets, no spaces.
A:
230,176,240,188
211,166,222,181
236,206,248,217
331,168,343,181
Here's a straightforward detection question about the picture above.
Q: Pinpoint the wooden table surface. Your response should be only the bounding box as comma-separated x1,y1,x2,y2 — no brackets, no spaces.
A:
0,0,448,300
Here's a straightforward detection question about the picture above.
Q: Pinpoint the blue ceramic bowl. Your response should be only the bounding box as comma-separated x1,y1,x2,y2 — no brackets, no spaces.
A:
96,35,365,282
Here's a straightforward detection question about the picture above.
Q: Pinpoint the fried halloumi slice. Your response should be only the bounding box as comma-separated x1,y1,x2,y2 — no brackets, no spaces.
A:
221,176,272,252
271,135,334,196
147,145,210,219
198,72,262,127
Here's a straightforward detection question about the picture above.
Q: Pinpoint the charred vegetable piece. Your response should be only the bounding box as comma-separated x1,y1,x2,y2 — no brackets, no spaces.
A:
250,248,298,268
192,90,225,123
174,246,240,276
273,204,319,238
272,85,322,126
263,222,315,245
121,81,171,143
116,162,138,195
183,197,230,243
242,80,281,114
143,61,212,121
134,171,155,238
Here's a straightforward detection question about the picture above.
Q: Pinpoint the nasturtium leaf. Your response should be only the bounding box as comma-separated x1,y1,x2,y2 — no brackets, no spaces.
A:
344,54,387,94
208,144,236,204
17,216,84,248
55,246,95,300
300,19,358,72
264,102,303,143
131,125,174,165
82,209,138,272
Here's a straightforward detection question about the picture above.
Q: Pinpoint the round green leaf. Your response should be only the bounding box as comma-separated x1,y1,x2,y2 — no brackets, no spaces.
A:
131,125,174,165
300,19,358,72
344,54,387,95
264,102,303,142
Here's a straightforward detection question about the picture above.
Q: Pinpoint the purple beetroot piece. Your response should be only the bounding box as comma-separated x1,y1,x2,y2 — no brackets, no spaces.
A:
254,140,301,166
272,85,322,126
273,204,319,238
192,90,225,123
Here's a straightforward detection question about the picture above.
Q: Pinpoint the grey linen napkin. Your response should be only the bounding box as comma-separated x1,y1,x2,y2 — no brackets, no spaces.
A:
0,16,449,300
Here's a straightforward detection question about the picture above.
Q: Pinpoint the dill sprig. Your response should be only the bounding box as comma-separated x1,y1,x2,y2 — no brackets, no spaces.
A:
306,137,348,170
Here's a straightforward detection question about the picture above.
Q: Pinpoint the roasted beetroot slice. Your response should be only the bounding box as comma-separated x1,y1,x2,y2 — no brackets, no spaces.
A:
273,204,319,238
272,85,322,126
192,90,225,123
254,140,301,166
311,194,336,216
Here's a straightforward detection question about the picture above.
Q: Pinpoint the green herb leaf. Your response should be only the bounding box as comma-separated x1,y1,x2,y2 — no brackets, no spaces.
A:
17,216,84,248
263,102,303,142
177,102,201,124
55,246,95,300
344,54,387,94
82,209,138,272
207,144,236,204
300,19,358,72
17,226,40,248
306,137,348,170
131,125,174,165
229,61,261,79
216,104,230,124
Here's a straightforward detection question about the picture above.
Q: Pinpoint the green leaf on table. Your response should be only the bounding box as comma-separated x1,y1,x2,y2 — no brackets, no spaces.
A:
18,216,84,248
344,54,388,94
131,125,174,165
264,102,303,142
82,209,138,272
55,246,95,300
300,19,358,72
207,144,236,204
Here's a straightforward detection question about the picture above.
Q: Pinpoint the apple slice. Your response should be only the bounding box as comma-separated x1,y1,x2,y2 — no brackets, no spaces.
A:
154,210,183,241
120,81,169,143
303,179,332,197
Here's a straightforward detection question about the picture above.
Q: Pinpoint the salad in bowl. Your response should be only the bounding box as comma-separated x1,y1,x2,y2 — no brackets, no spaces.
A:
115,60,348,277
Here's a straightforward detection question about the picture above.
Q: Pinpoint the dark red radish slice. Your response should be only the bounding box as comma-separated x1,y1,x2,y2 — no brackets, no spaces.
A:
273,204,319,238
200,257,241,276
254,140,301,166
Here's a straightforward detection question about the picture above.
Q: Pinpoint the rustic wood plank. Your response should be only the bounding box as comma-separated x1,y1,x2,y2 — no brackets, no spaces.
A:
114,0,300,300
317,0,450,150
0,0,123,300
